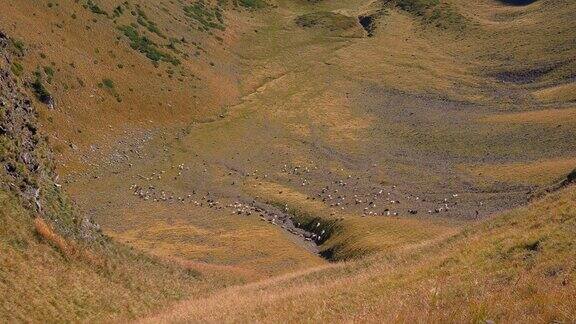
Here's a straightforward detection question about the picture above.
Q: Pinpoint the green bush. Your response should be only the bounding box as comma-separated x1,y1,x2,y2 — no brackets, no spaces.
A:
10,38,25,56
43,66,55,83
238,0,266,9
113,5,124,17
183,2,225,31
117,25,179,65
11,62,24,76
98,79,122,102
31,71,52,104
102,78,114,89
86,0,108,15
136,7,165,37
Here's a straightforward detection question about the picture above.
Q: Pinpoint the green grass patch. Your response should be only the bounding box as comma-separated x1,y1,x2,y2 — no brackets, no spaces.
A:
183,1,225,31
30,70,52,105
85,0,108,16
135,6,165,38
295,12,358,31
237,0,266,9
43,66,55,83
102,78,114,89
395,0,466,29
10,62,24,76
117,25,179,65
98,78,122,102
10,39,25,56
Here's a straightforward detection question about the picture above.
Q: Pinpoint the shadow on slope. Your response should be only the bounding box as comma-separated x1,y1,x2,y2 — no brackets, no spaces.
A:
497,0,538,5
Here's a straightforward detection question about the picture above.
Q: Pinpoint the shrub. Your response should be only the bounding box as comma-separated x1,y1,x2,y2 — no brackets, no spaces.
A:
238,0,266,9
86,0,108,15
31,71,52,104
43,66,55,82
102,78,114,89
113,5,124,17
98,79,121,102
118,25,180,65
136,7,165,37
11,62,24,76
9,38,25,56
183,2,226,31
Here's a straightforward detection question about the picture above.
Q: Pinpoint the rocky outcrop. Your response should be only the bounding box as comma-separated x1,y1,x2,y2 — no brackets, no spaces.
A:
1,32,46,210
0,31,100,239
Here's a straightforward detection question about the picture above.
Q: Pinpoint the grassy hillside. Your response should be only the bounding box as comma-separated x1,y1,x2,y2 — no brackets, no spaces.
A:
1,29,245,322
144,184,576,322
0,190,203,322
1,0,575,321
0,0,245,173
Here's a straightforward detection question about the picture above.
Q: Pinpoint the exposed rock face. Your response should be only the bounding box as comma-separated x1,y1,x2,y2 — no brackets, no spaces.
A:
0,32,46,210
0,31,99,239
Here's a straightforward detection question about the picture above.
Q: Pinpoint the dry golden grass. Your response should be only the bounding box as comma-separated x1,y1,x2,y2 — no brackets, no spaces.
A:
34,217,105,268
0,189,206,323
482,107,576,125
34,217,75,257
0,0,244,175
533,83,576,103
142,185,576,323
463,157,576,187
332,10,479,102
108,213,325,277
3,0,576,321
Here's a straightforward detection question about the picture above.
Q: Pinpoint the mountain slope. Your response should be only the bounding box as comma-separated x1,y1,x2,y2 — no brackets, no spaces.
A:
144,184,576,322
0,0,575,321
0,30,209,323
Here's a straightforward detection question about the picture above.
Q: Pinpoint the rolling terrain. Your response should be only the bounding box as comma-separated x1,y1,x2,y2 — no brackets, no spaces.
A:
1,0,575,322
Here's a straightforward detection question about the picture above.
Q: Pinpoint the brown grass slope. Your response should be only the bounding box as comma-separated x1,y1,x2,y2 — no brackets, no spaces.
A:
0,0,245,174
140,0,575,320
145,184,576,323
0,0,575,321
0,190,202,322
1,31,215,323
